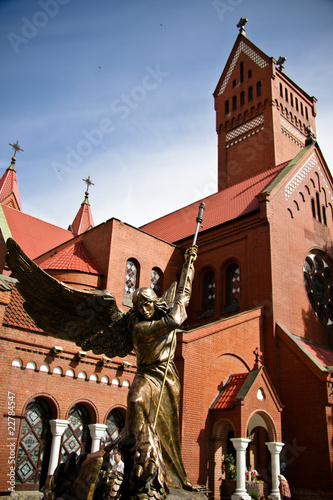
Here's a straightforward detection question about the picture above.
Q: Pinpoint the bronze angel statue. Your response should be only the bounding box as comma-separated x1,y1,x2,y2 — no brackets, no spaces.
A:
6,213,205,500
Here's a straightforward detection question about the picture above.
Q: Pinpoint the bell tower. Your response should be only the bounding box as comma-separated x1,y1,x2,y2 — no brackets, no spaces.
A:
214,19,317,190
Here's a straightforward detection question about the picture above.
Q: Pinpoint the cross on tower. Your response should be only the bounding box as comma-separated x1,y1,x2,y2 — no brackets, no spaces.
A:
9,141,24,158
82,176,94,199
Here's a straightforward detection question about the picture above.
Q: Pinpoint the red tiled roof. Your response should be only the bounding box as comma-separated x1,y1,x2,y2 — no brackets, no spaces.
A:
0,163,22,210
2,205,74,259
71,200,94,236
299,339,333,369
212,373,248,409
140,163,288,243
3,284,42,333
39,241,102,275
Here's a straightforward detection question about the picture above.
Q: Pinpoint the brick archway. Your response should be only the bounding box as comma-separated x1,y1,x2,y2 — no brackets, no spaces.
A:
209,418,235,499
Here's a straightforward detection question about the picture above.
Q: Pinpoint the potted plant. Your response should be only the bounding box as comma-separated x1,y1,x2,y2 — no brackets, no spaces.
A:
222,454,237,496
245,468,264,496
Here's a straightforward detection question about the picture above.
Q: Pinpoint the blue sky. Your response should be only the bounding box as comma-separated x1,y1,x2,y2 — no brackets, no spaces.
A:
1,0,333,231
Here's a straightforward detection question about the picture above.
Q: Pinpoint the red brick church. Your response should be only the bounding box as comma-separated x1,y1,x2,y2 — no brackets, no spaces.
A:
0,21,332,499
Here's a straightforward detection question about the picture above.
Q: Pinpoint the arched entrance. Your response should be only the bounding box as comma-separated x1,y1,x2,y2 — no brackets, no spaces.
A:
209,419,236,497
246,411,276,483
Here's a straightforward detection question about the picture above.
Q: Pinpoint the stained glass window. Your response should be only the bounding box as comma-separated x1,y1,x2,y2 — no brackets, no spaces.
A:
304,250,333,326
60,404,90,463
16,398,50,486
221,263,240,314
151,268,162,296
101,409,125,446
123,259,139,306
200,269,215,319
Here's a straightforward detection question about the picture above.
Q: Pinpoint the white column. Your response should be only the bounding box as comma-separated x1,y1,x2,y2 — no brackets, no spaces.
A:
47,419,69,476
88,423,107,453
231,438,252,500
266,441,284,500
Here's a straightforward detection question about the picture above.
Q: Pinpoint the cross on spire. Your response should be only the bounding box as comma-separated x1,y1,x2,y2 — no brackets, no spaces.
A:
82,176,94,202
9,141,24,158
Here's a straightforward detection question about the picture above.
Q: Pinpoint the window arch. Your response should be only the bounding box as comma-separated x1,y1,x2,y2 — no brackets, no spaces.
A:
222,262,240,314
240,61,244,83
102,409,125,446
200,268,215,318
225,99,229,114
16,398,51,487
60,404,90,463
151,267,162,296
123,258,140,306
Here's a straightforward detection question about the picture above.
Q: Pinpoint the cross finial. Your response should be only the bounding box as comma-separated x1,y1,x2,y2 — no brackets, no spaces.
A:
237,17,248,36
82,176,94,200
9,140,24,158
253,347,263,369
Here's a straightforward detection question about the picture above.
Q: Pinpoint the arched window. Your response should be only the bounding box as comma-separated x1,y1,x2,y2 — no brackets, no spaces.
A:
240,61,244,83
123,258,139,306
222,263,240,314
232,95,237,111
248,86,253,102
151,267,162,296
240,91,245,106
290,92,294,107
225,100,229,114
256,81,262,97
60,404,90,463
200,269,215,318
16,398,51,487
101,409,125,446
316,192,322,223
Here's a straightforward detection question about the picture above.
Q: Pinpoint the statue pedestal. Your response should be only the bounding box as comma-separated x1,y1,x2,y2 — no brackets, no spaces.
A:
167,489,208,499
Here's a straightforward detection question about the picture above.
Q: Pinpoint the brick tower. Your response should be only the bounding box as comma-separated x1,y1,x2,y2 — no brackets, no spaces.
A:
214,19,317,190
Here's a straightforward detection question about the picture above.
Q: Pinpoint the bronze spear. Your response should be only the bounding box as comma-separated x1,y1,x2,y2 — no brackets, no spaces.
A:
152,202,205,431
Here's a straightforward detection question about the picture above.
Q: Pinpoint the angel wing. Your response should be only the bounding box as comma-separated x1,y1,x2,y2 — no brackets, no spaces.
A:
5,238,133,358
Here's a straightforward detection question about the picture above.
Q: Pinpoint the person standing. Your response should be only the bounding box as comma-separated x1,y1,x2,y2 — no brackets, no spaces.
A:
278,475,291,500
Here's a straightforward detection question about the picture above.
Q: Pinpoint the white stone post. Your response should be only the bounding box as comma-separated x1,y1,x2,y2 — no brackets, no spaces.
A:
231,437,252,500
48,419,69,476
88,423,107,453
266,441,284,500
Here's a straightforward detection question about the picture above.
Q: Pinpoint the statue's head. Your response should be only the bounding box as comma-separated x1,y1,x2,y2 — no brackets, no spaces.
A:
132,287,157,319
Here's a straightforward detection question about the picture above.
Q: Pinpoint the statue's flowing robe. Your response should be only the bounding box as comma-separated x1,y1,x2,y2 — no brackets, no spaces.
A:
124,298,188,488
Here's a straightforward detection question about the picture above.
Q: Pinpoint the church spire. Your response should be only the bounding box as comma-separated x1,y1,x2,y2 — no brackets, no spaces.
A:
69,176,95,236
0,141,23,210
